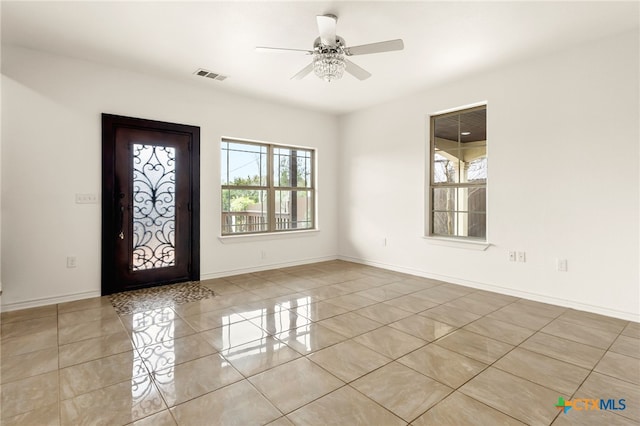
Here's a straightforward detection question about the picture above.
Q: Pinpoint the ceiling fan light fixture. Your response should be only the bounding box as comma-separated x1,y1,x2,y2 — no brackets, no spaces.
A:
313,52,345,82
258,14,403,82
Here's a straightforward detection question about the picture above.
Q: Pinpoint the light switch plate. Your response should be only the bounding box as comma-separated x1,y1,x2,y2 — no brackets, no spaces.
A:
75,193,99,204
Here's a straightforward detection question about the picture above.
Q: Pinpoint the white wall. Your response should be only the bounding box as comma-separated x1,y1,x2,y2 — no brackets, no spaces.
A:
337,30,640,321
1,46,338,309
2,31,638,321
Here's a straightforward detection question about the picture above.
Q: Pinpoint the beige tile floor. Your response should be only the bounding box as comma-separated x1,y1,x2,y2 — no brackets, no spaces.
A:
1,260,639,425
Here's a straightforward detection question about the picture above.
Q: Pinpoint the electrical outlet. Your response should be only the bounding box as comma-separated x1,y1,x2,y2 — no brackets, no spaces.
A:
508,251,516,262
261,250,266,260
66,256,77,268
517,251,526,262
383,237,387,247
557,258,568,272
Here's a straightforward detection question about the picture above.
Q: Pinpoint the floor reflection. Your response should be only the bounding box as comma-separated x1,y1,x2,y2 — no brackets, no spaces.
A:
130,308,177,348
217,297,311,363
281,324,315,353
130,374,164,418
131,308,176,404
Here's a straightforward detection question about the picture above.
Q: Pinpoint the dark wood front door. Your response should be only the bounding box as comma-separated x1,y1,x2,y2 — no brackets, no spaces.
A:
102,114,200,295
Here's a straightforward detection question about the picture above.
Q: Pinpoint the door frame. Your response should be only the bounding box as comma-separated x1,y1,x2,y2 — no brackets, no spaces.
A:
101,113,200,295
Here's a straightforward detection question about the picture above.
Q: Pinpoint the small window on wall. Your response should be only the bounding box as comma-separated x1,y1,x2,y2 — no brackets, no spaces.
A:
429,105,487,240
221,139,315,235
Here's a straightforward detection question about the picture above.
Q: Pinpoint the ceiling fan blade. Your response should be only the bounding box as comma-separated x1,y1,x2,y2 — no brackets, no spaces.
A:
256,46,313,55
344,39,404,56
291,62,314,80
345,59,371,80
316,14,337,46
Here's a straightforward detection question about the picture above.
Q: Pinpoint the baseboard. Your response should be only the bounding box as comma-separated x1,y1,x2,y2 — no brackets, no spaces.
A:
4,255,636,322
0,256,338,313
199,255,339,280
1,290,101,313
339,255,640,322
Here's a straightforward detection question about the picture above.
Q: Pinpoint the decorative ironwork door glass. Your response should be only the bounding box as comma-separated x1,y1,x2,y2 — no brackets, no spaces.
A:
132,144,176,270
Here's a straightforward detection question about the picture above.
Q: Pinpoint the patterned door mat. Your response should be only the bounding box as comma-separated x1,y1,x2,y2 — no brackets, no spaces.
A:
109,281,216,315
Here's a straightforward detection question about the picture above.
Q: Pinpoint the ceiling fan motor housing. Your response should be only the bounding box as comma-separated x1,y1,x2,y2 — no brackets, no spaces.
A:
313,36,346,54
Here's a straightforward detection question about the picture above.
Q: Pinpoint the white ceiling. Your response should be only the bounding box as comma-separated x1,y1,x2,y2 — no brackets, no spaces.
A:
1,1,638,115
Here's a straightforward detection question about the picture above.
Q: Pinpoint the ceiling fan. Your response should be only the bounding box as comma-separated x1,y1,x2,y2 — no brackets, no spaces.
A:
256,14,404,82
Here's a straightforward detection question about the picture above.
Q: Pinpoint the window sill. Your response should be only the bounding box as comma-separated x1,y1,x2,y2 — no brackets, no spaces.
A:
423,236,490,251
218,229,319,244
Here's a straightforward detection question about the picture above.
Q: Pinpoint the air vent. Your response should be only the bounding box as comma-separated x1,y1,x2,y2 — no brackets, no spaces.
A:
194,68,227,81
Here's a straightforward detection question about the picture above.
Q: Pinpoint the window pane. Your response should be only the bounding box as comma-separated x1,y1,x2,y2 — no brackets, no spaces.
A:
466,157,487,183
274,148,312,188
132,144,175,270
221,189,268,234
459,108,487,143
433,108,486,146
432,186,486,239
433,212,467,237
468,187,486,213
460,145,486,183
432,187,456,211
433,152,458,184
275,190,313,231
221,141,267,186
432,210,486,239
433,114,460,145
432,187,486,213
469,213,486,238
432,211,455,236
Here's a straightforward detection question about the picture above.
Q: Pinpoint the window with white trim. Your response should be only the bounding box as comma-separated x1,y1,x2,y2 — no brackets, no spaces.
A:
221,139,315,235
429,105,487,240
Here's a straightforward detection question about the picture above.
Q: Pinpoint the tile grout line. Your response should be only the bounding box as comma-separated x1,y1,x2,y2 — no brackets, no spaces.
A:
413,296,569,425
274,280,484,425
557,317,638,424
